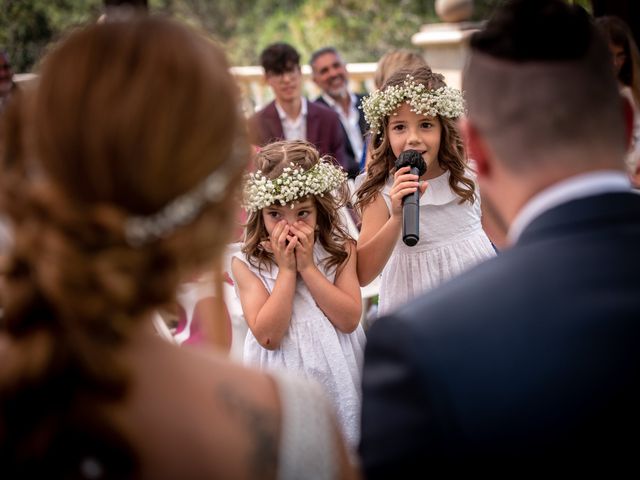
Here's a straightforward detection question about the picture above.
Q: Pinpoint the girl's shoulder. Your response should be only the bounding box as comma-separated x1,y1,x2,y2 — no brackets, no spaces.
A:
378,173,394,200
230,248,251,270
356,170,390,198
231,248,277,280
353,171,367,191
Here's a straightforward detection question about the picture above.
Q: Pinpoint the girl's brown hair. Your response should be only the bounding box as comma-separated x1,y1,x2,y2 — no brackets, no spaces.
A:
355,66,475,214
0,14,249,475
243,140,352,274
374,49,428,89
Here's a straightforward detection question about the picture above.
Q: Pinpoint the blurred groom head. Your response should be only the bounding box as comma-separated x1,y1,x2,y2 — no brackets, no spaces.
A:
462,0,631,233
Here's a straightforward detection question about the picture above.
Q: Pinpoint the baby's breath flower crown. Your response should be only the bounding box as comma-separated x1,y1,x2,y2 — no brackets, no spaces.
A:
361,74,465,134
243,159,347,213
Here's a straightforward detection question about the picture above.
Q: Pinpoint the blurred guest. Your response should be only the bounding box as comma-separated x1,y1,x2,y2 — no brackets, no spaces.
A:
99,0,148,22
0,15,358,479
596,15,640,186
357,49,429,172
310,47,366,178
373,49,428,90
360,0,640,476
0,51,15,114
248,42,348,172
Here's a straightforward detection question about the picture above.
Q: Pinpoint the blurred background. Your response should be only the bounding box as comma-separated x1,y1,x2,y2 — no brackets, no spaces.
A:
1,0,636,115
3,0,625,73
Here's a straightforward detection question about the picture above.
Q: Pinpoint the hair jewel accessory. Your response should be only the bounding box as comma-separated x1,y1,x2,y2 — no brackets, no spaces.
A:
242,158,347,213
124,144,246,247
360,74,465,134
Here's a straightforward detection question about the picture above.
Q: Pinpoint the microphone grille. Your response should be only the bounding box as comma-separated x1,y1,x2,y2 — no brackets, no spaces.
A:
395,150,427,176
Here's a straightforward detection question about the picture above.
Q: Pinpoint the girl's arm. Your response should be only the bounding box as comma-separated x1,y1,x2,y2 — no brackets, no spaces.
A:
231,221,299,350
356,194,398,286
291,220,362,333
231,258,296,350
356,166,426,286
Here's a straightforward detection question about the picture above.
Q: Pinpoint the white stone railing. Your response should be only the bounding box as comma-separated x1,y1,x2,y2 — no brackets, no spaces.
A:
15,64,460,118
13,73,37,84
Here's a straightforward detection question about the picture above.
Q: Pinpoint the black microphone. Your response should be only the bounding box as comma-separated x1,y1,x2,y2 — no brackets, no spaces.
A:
394,150,427,247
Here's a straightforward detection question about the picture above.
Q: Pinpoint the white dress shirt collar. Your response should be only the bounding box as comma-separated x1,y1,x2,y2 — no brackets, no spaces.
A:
508,170,632,245
275,97,308,141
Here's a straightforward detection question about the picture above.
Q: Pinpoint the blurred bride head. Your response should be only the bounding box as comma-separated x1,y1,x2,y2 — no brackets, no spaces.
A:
0,14,249,474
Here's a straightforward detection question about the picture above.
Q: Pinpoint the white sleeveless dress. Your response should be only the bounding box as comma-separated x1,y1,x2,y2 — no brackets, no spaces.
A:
275,372,339,480
232,245,366,450
378,169,496,316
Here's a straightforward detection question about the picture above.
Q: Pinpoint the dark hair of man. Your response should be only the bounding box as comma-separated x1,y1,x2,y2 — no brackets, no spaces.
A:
260,42,300,75
470,0,594,61
309,46,340,67
104,0,148,7
464,0,627,173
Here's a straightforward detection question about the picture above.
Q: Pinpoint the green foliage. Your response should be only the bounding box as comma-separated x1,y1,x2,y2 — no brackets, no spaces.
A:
0,0,102,72
245,0,434,65
167,0,439,65
0,0,593,73
471,0,592,20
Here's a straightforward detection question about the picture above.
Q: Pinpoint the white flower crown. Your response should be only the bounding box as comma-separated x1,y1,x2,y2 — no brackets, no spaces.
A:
361,74,466,134
243,159,347,213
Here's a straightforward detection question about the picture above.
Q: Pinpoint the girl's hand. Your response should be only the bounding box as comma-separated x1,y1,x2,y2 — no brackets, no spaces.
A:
263,220,298,271
389,166,428,217
289,220,316,272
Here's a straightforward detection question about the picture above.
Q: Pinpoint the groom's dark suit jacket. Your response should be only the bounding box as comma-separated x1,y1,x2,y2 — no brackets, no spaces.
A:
360,192,640,477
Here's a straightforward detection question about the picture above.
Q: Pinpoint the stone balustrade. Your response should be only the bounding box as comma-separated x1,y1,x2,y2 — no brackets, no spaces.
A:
15,64,461,119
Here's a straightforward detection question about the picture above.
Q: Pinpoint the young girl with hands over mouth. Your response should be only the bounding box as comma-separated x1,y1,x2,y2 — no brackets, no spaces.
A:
355,66,495,317
232,140,366,450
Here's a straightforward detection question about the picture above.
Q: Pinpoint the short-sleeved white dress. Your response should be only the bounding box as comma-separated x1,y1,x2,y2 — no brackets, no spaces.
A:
378,169,496,316
232,245,366,450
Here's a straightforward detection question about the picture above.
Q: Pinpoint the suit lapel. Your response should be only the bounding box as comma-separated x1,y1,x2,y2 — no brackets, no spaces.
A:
306,101,319,144
315,96,329,108
264,102,284,141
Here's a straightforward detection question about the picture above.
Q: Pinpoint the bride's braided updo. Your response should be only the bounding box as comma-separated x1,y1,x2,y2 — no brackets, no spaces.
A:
0,14,249,475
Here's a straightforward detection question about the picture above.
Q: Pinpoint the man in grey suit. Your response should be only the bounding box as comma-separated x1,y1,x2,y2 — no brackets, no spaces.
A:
0,50,15,114
359,0,640,477
310,46,367,179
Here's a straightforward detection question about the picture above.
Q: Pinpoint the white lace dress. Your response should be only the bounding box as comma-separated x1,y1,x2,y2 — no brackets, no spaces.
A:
378,169,496,316
274,372,339,480
232,245,366,450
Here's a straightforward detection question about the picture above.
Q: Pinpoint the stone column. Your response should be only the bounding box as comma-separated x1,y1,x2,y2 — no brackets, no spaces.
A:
411,0,480,89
